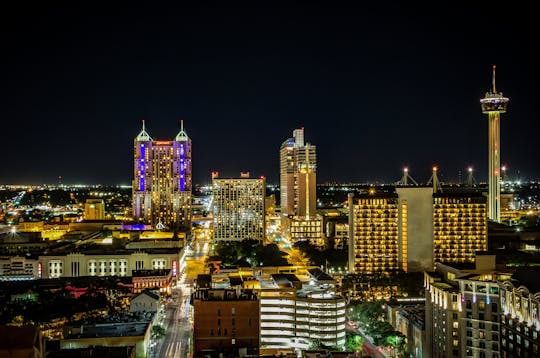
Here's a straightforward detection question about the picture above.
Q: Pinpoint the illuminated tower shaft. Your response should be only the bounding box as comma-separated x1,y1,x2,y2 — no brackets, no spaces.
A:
481,65,509,222
488,111,501,221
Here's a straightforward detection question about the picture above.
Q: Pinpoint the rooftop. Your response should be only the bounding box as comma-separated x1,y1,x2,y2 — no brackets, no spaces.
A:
47,346,135,358
0,324,41,350
192,288,258,301
132,269,171,278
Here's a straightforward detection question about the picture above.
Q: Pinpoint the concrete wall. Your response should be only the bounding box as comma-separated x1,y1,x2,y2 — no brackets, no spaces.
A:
396,187,434,272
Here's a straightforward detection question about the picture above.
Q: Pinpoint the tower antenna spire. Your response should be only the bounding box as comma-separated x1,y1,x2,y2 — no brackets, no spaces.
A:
142,119,145,131
492,65,497,93
481,65,509,222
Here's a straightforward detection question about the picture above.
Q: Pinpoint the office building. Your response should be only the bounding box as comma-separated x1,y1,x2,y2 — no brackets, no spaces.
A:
280,128,316,217
290,216,324,247
212,173,266,242
132,120,192,231
84,199,105,220
280,128,323,245
39,249,181,280
192,288,260,357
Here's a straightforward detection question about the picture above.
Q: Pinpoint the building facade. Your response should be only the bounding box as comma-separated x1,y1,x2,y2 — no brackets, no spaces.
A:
132,121,192,231
84,199,106,220
193,288,260,357
433,194,488,265
425,259,510,358
280,128,316,217
38,250,181,280
348,188,488,274
280,128,323,246
348,194,400,274
259,287,346,350
499,268,540,357
212,174,266,242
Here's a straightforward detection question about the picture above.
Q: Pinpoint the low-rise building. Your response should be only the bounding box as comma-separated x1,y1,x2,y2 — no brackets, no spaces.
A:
395,307,425,358
132,269,172,294
0,324,45,358
193,288,260,357
259,273,346,350
130,290,161,313
39,248,181,280
61,313,155,357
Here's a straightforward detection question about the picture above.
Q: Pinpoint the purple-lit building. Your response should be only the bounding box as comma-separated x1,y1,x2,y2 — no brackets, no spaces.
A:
132,121,192,231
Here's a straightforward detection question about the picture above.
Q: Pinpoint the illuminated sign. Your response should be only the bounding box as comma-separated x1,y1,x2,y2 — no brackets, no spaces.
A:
139,144,146,191
155,141,172,145
172,260,177,277
180,144,185,191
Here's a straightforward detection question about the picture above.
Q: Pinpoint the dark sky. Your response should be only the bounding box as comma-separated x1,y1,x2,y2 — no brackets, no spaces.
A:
1,2,538,185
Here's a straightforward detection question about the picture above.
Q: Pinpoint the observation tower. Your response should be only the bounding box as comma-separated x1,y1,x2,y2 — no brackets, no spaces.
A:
480,65,509,222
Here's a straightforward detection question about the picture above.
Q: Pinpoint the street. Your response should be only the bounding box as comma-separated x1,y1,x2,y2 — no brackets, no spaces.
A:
155,288,193,358
155,230,210,358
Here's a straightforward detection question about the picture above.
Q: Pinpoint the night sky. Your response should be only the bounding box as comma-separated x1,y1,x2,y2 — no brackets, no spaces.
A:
1,3,538,185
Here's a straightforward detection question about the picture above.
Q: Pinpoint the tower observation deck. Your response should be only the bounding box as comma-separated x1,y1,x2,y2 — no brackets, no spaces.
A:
480,65,509,222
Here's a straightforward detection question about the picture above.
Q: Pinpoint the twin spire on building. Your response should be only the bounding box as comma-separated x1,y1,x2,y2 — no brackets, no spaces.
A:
135,119,189,142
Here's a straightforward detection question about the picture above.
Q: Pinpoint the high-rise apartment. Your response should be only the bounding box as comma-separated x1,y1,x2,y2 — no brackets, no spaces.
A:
132,121,192,231
212,173,266,242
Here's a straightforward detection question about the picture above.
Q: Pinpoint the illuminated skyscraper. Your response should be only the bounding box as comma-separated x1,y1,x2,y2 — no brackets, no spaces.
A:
132,120,192,231
280,128,316,217
348,187,487,274
280,128,322,245
481,65,509,222
212,173,266,242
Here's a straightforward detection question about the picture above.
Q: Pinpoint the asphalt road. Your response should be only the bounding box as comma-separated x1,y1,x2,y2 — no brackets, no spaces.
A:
154,235,209,358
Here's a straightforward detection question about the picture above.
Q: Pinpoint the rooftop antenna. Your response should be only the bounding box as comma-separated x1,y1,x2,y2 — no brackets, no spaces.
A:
492,64,497,93
501,165,507,182
467,166,477,187
397,167,418,186
427,166,442,193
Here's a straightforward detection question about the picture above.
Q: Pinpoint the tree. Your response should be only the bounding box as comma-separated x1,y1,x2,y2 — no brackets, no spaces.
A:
386,332,405,350
345,332,364,352
152,325,166,340
8,315,24,327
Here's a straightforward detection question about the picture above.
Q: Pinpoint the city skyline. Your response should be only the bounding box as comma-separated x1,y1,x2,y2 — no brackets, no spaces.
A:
2,3,539,185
